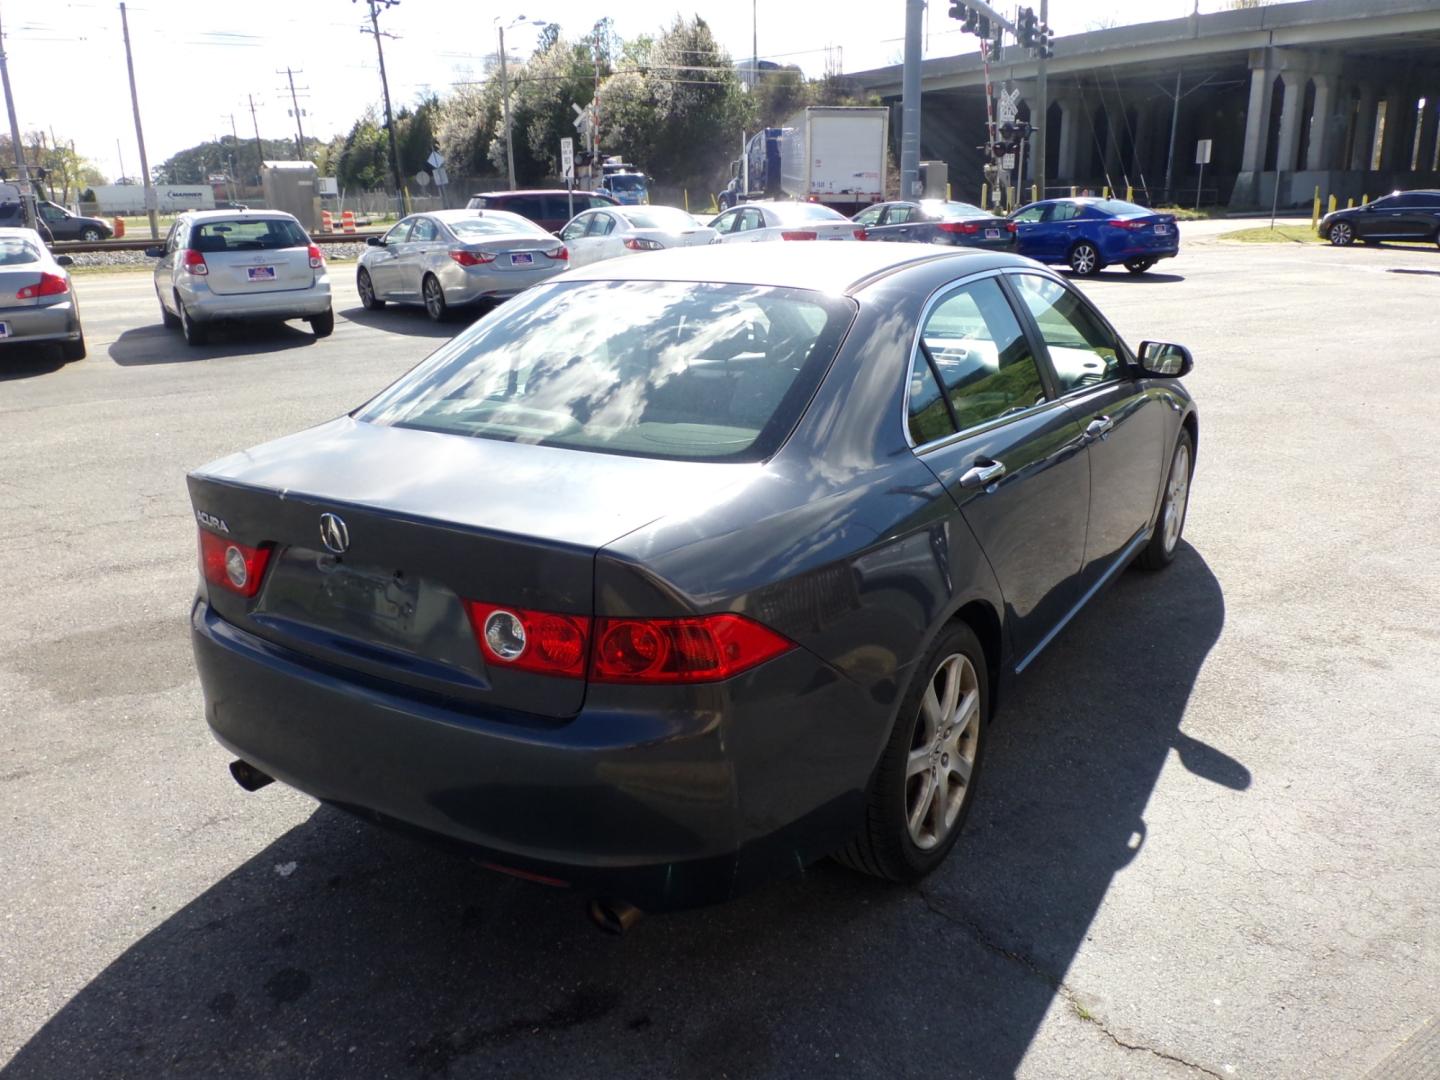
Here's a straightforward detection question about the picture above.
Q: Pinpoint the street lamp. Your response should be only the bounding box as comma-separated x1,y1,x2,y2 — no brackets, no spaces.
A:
495,15,536,191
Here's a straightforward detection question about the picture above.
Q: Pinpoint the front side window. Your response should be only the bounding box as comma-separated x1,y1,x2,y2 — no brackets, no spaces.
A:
1011,273,1126,393
919,277,1046,433
738,208,765,232
853,205,884,227
710,210,739,235
886,205,915,225
1011,204,1045,224
559,215,591,242
410,217,439,243
383,219,413,245
357,281,856,463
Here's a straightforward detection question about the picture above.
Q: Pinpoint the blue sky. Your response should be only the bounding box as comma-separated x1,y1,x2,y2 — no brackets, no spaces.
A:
4,0,1214,180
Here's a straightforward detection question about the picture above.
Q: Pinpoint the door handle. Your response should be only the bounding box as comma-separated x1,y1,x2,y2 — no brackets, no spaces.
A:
1085,415,1114,440
959,459,1006,489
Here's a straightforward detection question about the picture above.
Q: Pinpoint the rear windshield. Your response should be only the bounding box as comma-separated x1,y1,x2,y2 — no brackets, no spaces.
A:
0,237,41,264
922,200,986,219
357,280,855,463
190,218,309,252
607,174,647,191
773,203,848,223
619,207,695,230
1091,199,1149,217
449,215,546,238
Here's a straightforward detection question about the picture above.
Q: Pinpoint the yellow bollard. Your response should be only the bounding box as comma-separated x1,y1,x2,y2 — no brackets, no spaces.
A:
1031,184,1038,204
683,189,689,212
1362,193,1368,205
1102,185,1110,199
1126,185,1133,202
1346,197,1354,208
981,182,989,210
1328,194,1337,214
1311,187,1320,231
1070,186,1076,197
946,182,952,200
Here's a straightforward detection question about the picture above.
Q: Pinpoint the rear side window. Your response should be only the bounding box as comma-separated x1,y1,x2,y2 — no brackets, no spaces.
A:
190,218,308,252
357,280,856,463
919,278,1046,433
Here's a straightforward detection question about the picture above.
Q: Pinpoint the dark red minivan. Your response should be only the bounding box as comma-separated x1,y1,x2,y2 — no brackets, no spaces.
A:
466,190,619,234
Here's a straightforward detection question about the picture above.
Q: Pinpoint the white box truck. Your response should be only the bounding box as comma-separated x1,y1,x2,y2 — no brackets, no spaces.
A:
778,106,889,214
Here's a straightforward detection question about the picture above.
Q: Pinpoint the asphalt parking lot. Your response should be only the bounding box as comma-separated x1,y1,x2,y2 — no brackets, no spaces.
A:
2,230,1438,1079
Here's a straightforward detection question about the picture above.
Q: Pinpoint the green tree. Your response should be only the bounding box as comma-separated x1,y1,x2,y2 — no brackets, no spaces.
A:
332,111,393,190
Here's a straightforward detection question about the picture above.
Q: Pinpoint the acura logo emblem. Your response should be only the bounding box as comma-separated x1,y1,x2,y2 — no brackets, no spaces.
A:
319,512,350,554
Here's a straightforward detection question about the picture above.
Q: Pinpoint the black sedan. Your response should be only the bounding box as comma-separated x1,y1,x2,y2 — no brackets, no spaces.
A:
1319,189,1440,247
188,244,1197,915
853,199,1014,250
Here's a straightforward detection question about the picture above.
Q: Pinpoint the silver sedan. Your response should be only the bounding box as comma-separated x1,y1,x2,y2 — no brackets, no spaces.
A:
0,227,85,361
356,209,569,321
557,205,718,268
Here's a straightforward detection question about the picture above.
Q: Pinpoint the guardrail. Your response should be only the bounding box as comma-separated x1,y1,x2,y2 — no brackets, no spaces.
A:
52,231,384,255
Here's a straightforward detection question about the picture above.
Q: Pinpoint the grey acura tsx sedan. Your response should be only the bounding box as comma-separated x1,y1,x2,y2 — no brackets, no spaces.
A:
188,244,1197,914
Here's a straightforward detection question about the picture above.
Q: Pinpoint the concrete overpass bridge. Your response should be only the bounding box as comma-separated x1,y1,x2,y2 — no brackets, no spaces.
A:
851,0,1440,209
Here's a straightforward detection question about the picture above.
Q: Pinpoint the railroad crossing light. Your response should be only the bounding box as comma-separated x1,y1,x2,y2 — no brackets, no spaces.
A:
1017,6,1036,48
1037,25,1055,59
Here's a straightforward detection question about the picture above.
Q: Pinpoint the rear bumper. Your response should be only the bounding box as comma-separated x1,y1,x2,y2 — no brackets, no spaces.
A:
442,263,565,307
182,277,332,322
1105,242,1178,263
0,300,81,344
191,600,874,910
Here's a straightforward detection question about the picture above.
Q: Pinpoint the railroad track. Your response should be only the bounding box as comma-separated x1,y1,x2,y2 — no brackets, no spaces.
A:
53,231,384,255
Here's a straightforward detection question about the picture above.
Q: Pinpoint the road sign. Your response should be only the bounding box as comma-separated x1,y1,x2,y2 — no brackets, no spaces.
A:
432,167,448,188
560,137,575,180
426,150,445,170
414,171,430,188
1195,139,1213,165
997,88,1021,124
1002,153,1016,170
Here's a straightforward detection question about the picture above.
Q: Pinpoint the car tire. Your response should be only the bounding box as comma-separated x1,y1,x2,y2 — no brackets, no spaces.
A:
1137,428,1194,571
1328,221,1354,246
179,297,208,347
310,307,335,338
422,274,448,322
80,227,103,242
158,291,180,329
357,268,384,310
1068,241,1101,276
834,620,988,883
60,334,86,362
1124,258,1155,274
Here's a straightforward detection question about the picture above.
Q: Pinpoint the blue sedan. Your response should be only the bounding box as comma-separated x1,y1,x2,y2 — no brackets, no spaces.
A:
1010,198,1179,276
853,200,1014,251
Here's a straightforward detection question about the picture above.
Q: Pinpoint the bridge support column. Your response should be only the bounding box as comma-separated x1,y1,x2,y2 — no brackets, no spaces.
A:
1379,88,1408,171
1350,84,1378,170
1240,54,1277,174
1056,97,1082,182
1274,71,1305,174
1305,74,1337,172
1417,94,1440,174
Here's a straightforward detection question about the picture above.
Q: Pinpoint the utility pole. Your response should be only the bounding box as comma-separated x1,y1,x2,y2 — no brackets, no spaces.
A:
0,5,38,231
900,0,923,200
498,23,515,189
357,0,404,212
751,0,758,89
247,94,265,186
280,67,307,158
119,3,159,239
1033,0,1048,199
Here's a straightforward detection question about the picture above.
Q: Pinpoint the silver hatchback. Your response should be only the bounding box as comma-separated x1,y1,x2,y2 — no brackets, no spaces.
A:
149,210,332,346
356,209,569,321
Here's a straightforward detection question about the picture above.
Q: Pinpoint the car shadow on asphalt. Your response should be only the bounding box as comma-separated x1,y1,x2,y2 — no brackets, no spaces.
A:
339,304,484,338
1073,271,1186,285
4,545,1234,1080
0,345,68,381
107,324,320,366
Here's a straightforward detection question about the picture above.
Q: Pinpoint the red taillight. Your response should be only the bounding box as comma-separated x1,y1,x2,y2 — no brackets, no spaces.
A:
623,237,663,251
182,249,208,276
465,601,591,678
198,529,271,598
938,221,983,235
779,230,817,241
450,249,497,266
308,244,324,269
853,228,868,241
15,272,69,299
544,245,568,261
1106,219,1148,230
1006,221,1018,233
591,614,793,684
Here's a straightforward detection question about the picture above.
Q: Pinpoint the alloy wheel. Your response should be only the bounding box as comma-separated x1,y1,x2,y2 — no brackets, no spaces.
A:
905,653,981,851
1330,222,1353,246
423,277,445,320
357,270,375,308
1163,442,1191,554
1070,243,1098,275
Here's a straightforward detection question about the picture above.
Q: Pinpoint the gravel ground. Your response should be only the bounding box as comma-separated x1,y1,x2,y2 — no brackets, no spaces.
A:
64,243,367,270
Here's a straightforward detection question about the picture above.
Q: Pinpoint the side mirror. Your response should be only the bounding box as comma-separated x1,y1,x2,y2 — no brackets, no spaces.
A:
366,235,383,246
143,245,163,258
54,254,74,267
1137,340,1193,378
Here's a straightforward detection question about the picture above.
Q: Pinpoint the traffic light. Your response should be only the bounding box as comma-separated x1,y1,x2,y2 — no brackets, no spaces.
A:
1036,24,1055,59
977,15,990,39
1016,6,1036,48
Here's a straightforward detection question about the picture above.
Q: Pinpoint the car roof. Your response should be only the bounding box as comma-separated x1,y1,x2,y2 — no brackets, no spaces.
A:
561,242,1035,295
475,189,612,199
179,209,299,222
426,208,539,225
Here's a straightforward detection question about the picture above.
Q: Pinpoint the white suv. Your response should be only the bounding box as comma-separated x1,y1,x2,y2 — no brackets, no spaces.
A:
149,210,332,346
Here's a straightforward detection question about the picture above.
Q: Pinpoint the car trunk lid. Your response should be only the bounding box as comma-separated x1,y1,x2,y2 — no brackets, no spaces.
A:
188,417,755,717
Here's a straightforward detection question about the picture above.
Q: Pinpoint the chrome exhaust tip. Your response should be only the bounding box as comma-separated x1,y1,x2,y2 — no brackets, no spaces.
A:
228,759,274,792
